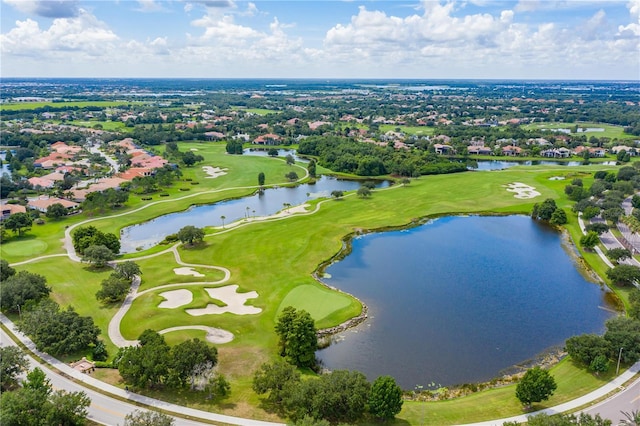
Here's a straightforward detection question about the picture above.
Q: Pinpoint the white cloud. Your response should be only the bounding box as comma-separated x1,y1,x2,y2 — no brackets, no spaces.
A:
135,0,166,13
3,0,79,18
1,9,118,56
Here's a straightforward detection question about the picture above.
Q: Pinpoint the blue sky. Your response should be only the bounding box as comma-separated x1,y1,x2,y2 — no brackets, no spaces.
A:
1,0,638,80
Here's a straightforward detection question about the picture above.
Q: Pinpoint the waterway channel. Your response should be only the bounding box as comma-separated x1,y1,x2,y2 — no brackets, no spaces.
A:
120,176,389,252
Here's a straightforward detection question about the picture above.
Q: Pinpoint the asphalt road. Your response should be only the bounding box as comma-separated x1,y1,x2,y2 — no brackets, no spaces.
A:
0,320,283,426
584,376,640,425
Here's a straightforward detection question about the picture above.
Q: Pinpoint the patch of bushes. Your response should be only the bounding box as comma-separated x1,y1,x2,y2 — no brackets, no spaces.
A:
179,188,190,191
190,181,200,185
141,197,152,201
159,193,170,197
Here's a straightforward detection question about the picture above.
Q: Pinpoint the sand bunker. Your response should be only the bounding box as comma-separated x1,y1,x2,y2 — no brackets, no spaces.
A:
158,289,193,309
186,285,261,316
202,166,228,179
504,182,541,199
159,326,234,344
548,176,566,181
173,267,205,277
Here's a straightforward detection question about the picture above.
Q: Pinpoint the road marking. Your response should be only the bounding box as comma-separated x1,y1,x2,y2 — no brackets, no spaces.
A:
92,402,126,417
632,393,640,403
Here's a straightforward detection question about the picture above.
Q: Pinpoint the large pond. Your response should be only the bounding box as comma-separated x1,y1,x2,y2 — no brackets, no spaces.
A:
120,176,389,252
317,215,615,389
472,160,617,171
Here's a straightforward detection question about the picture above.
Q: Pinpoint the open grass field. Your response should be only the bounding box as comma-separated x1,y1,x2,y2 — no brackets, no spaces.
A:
0,101,139,111
66,120,131,132
379,124,437,136
230,106,277,115
4,144,628,423
522,121,635,140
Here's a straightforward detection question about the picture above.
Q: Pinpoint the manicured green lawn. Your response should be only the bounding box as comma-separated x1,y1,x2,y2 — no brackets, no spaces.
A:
0,101,139,111
230,106,277,115
394,358,615,425
5,152,631,423
522,121,635,140
379,124,436,136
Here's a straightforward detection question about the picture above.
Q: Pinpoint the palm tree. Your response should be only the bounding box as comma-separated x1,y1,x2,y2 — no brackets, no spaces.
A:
220,215,226,229
620,410,639,426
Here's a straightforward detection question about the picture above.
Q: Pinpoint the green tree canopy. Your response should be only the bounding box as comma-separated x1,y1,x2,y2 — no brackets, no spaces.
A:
580,231,600,251
3,212,33,236
606,264,640,286
124,410,175,426
0,259,16,281
170,338,218,389
177,225,205,246
368,375,404,420
515,367,557,408
81,244,116,268
606,248,632,263
603,316,640,364
531,199,557,221
45,203,68,219
18,300,100,356
115,261,142,281
0,346,29,391
0,270,50,312
95,274,131,303
0,367,90,426
275,306,318,369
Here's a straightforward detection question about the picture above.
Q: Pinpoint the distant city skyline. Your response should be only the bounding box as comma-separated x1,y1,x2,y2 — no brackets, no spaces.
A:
1,0,639,80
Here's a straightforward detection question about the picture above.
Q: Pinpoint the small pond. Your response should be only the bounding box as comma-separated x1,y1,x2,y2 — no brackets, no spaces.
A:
0,151,11,176
243,148,307,162
317,215,615,389
120,176,389,253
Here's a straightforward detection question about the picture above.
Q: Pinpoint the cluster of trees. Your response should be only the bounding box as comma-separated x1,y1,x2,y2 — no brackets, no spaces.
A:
82,188,129,215
503,412,613,426
0,262,50,313
72,225,120,257
0,365,90,426
164,142,205,166
116,330,228,396
96,261,141,304
121,164,183,195
298,136,467,177
177,225,205,246
17,299,101,357
225,140,244,154
566,316,640,374
531,198,567,225
253,361,403,424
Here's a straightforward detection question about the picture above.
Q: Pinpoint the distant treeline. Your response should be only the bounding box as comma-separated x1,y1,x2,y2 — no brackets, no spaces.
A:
298,136,467,177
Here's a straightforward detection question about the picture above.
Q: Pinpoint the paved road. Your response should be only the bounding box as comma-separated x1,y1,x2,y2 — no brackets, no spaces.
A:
585,375,640,424
0,315,284,426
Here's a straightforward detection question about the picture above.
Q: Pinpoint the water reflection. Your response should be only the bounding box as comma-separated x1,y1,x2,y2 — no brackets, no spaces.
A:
317,215,614,388
120,176,389,252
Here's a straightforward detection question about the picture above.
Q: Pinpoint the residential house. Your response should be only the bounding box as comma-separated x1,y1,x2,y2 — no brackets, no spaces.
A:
611,146,636,156
467,145,493,155
28,197,79,213
253,134,281,145
434,144,455,155
1,204,26,221
502,145,523,156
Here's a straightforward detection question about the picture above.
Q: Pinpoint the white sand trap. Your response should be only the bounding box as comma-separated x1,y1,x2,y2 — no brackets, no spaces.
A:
186,285,261,316
159,326,234,344
548,176,566,181
504,182,541,199
202,166,228,179
190,148,199,151
173,267,205,277
158,289,193,309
